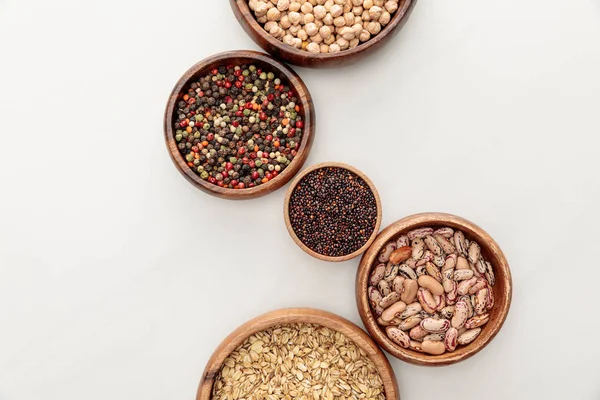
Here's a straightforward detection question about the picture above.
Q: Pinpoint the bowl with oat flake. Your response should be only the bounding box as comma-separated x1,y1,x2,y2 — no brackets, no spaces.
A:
196,308,400,399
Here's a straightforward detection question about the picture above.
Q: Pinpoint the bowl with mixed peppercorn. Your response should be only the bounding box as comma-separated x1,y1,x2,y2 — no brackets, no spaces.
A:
164,50,315,199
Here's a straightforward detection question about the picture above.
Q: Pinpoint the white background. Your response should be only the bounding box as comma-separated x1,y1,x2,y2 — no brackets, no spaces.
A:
1,0,600,399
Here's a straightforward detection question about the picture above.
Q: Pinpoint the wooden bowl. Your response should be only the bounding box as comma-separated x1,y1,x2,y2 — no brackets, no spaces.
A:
164,50,315,200
230,0,417,68
196,308,400,400
283,162,382,262
356,213,513,366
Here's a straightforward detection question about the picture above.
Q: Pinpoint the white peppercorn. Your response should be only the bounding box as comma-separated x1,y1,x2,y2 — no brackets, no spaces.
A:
329,43,341,52
306,42,320,53
384,0,398,13
313,5,327,19
369,6,383,20
379,11,390,25
305,22,318,36
365,20,381,34
277,0,290,11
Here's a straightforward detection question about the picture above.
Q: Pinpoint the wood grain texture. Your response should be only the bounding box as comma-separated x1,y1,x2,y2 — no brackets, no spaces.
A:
355,213,513,366
230,0,417,68
196,308,400,400
283,162,382,262
164,50,315,200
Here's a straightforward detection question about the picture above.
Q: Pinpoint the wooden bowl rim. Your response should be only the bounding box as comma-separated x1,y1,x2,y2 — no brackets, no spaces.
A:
164,50,315,200
355,212,513,366
195,308,400,400
230,0,414,67
283,162,383,262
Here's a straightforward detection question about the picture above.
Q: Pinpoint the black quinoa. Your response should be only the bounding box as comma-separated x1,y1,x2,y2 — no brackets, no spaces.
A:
288,167,378,257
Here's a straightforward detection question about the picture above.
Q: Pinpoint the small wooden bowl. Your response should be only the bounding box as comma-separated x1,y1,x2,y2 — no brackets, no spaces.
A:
164,50,315,200
230,0,417,68
283,162,382,262
356,213,513,366
196,308,400,400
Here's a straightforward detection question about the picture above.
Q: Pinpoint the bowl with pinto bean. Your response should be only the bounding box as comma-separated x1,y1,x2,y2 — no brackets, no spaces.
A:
230,0,417,68
355,213,512,366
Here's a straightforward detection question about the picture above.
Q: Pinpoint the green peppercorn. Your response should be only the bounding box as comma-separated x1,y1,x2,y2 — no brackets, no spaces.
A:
255,160,262,167
249,65,256,72
200,171,209,179
260,72,267,80
175,134,183,141
230,157,238,164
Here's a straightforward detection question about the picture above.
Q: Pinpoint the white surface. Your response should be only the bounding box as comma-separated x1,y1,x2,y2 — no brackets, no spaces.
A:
1,0,600,399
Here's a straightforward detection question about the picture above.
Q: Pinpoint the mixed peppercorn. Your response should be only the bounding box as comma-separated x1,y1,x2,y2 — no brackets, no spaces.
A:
174,64,305,189
289,166,378,257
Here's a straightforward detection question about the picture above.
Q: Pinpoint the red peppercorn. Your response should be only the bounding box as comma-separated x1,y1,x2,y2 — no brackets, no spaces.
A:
225,96,233,104
225,81,232,89
249,152,257,159
272,171,278,177
291,149,297,156
191,146,199,153
208,176,217,184
262,99,269,107
242,156,249,163
249,183,255,188
259,112,267,121
222,171,228,178
238,75,245,82
231,180,238,187
296,121,304,129
249,160,255,168
217,181,224,187
198,91,204,97
265,135,272,141
266,172,273,180
180,120,188,127
235,110,243,117
216,80,223,87
267,94,275,101
232,121,240,127
257,69,262,74
225,162,233,171
238,182,245,189
234,69,242,77
238,147,246,155
235,81,243,88
288,91,294,98
211,68,218,75
251,171,259,180
188,98,196,104
207,133,214,141
245,102,253,109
